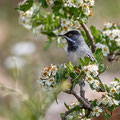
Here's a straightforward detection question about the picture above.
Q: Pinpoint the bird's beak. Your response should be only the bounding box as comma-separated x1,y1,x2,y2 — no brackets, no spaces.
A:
58,34,75,43
58,34,65,37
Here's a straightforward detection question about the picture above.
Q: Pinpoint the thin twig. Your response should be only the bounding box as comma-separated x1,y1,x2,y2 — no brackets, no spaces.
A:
81,23,96,53
65,90,91,109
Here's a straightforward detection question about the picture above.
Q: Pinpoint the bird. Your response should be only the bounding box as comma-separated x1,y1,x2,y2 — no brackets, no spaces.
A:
58,30,105,92
58,30,95,65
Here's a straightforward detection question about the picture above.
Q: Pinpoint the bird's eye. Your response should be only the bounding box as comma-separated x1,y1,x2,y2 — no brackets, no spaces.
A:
68,33,72,37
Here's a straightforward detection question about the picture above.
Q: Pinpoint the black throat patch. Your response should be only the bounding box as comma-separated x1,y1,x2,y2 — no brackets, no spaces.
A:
67,45,78,53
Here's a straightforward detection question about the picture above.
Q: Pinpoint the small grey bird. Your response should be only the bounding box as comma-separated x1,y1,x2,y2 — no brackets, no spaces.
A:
59,30,105,92
59,30,95,65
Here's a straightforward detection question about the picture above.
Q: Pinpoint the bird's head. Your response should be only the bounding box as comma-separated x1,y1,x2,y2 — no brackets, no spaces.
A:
58,30,83,45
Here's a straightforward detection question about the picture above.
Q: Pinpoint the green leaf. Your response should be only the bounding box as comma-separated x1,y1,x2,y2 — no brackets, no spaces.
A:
38,0,48,8
114,93,119,100
68,62,73,71
94,48,103,64
104,112,111,120
92,100,97,107
84,56,90,65
104,84,110,93
17,0,33,12
41,31,57,37
70,72,77,79
64,102,70,110
44,38,53,50
107,105,115,112
80,58,85,66
99,64,106,74
114,78,120,82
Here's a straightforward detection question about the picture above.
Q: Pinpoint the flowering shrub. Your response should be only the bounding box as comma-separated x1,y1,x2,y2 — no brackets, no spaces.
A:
16,0,120,120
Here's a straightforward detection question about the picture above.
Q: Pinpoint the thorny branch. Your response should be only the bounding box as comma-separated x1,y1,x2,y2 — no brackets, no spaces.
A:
81,23,96,53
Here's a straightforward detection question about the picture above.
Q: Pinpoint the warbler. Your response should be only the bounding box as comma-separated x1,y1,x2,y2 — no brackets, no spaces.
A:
58,30,95,64
58,30,105,92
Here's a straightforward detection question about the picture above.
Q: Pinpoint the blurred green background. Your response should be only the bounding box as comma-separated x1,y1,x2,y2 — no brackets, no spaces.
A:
0,0,120,120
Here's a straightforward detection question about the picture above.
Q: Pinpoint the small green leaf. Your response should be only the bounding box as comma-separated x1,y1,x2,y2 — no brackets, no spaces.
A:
38,0,48,8
104,112,111,120
80,58,85,66
44,38,53,50
70,72,77,79
104,84,110,93
84,56,90,65
92,100,97,107
64,102,70,110
99,64,106,73
94,48,103,64
17,0,33,12
114,78,120,82
107,105,115,112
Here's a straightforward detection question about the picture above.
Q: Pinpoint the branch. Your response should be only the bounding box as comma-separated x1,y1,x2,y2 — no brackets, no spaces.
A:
79,78,85,98
61,105,84,120
65,90,91,109
107,52,120,62
81,23,96,53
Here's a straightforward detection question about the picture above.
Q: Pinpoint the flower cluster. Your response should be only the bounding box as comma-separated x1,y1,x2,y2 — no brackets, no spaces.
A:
19,6,34,30
102,22,120,47
60,18,81,33
46,0,95,17
66,101,90,120
109,79,120,96
38,64,57,91
83,64,101,90
100,95,118,107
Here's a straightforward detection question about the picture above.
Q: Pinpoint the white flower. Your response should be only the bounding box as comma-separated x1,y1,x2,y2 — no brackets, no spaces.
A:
113,99,119,105
11,42,36,56
110,87,116,95
115,38,120,46
101,95,113,106
46,0,54,5
46,77,54,86
19,6,34,29
85,75,94,84
93,80,100,89
116,85,120,94
83,64,99,77
96,43,109,56
88,0,95,6
76,0,83,7
109,81,118,88
104,22,113,29
84,9,91,16
103,30,112,37
88,64,99,76
92,106,102,117
83,66,90,76
4,56,26,69
82,3,89,10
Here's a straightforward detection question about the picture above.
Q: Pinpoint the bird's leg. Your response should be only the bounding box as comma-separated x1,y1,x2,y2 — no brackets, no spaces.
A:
79,78,85,99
